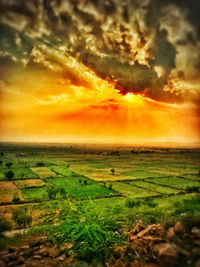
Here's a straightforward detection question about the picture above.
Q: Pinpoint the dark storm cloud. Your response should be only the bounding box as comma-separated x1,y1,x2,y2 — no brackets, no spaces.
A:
0,0,199,103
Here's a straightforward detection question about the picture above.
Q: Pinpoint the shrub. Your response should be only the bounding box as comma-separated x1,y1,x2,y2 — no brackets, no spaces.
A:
36,162,45,167
125,198,143,208
0,219,11,234
0,160,3,165
5,162,12,168
12,207,32,229
12,192,20,203
46,184,59,200
110,168,115,175
5,170,14,180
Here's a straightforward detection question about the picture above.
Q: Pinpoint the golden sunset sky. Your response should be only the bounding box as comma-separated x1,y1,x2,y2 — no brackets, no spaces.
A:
0,0,200,144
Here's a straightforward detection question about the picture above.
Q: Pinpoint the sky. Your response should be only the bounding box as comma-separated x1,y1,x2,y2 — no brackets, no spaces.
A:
0,0,200,144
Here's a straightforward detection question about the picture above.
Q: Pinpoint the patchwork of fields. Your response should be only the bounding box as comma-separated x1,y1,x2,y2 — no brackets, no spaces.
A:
0,143,199,208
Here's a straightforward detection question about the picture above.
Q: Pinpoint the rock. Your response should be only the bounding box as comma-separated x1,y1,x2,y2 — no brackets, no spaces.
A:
153,243,178,265
195,259,200,267
70,261,89,267
137,224,163,238
58,253,66,261
191,227,200,238
111,259,126,267
174,221,185,234
38,248,49,257
130,261,140,267
113,246,127,259
49,247,60,257
33,255,42,259
16,256,25,265
8,246,18,253
60,242,73,251
1,255,10,264
29,240,41,248
0,260,6,267
167,227,175,240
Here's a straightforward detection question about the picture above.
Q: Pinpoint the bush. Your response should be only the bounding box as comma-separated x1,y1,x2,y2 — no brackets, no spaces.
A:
125,198,143,208
12,192,20,203
46,184,59,200
12,207,32,229
5,162,12,168
0,219,11,234
36,162,45,167
5,170,14,180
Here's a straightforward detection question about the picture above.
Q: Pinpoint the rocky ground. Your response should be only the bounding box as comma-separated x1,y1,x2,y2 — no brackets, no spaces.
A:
0,221,200,267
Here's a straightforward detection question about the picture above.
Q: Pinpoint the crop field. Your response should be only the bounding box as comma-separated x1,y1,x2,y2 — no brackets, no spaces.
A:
13,179,45,188
30,167,57,179
0,143,199,227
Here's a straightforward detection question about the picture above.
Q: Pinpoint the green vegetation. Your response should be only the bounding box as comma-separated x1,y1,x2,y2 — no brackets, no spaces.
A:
5,170,14,180
0,144,200,263
46,177,114,198
12,207,32,229
129,180,181,194
148,177,200,190
110,182,160,198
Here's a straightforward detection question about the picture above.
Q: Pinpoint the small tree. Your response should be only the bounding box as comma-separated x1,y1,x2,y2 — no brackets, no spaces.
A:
84,180,88,185
110,168,115,175
6,162,12,168
60,187,67,199
46,184,59,200
0,219,11,235
12,192,20,203
12,207,32,229
5,170,14,180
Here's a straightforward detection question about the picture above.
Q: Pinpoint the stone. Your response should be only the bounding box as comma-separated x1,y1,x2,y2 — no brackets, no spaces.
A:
167,227,175,240
38,248,49,257
111,259,126,267
8,246,18,253
58,253,66,261
0,260,6,267
16,256,25,265
174,221,185,234
33,255,42,259
70,261,89,267
191,227,200,238
49,247,60,257
60,242,73,251
153,243,178,265
195,259,200,267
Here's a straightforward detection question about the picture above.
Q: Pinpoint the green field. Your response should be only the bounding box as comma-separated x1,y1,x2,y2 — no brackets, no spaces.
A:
147,177,200,190
0,143,199,228
128,180,182,194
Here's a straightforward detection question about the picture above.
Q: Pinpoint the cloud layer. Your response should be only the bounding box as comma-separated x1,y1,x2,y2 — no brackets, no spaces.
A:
0,0,200,104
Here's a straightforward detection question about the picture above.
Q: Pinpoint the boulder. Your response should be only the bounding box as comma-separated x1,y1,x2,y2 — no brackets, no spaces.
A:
49,247,60,257
58,253,66,261
38,248,49,257
174,221,185,234
153,243,178,265
167,227,175,240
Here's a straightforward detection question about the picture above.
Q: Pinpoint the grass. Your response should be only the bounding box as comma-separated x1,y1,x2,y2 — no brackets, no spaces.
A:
148,177,200,190
46,177,114,198
49,165,73,176
0,167,38,180
13,179,45,188
30,167,57,179
22,187,47,201
0,189,24,203
110,182,160,198
129,180,181,194
123,170,163,179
